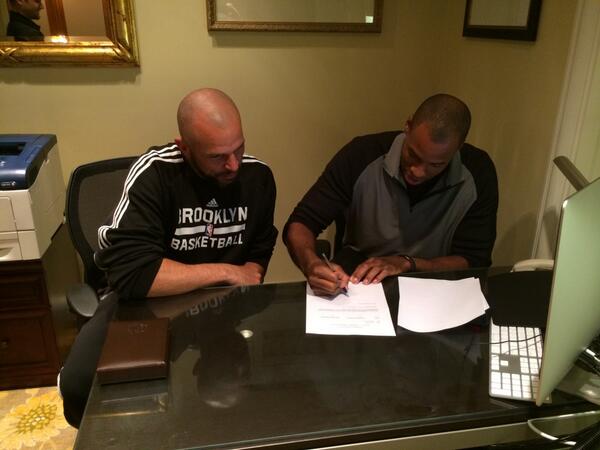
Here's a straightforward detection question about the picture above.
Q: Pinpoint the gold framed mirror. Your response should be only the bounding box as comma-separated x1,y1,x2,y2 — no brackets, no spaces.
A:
0,0,138,66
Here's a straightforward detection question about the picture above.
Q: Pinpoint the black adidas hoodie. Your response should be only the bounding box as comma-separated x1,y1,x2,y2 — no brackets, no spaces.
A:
95,143,278,300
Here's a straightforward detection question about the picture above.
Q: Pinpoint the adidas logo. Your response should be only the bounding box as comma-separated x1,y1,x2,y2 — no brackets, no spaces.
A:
206,198,219,208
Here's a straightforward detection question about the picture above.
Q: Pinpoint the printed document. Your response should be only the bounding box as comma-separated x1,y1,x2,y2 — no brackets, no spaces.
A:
397,277,489,332
306,283,396,336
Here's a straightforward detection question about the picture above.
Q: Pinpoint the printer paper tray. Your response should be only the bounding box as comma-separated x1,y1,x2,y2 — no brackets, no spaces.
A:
0,232,23,261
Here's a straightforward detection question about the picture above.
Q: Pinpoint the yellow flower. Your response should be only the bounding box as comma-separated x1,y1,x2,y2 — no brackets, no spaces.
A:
0,391,69,449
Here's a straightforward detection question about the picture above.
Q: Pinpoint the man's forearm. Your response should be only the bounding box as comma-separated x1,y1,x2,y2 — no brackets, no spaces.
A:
147,258,262,298
285,221,349,295
284,222,321,275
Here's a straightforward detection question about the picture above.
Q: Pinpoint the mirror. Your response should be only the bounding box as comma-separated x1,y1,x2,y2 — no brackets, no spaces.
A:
0,0,138,66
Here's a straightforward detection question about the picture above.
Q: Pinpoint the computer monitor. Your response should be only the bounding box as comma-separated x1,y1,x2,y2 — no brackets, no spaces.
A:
536,176,600,405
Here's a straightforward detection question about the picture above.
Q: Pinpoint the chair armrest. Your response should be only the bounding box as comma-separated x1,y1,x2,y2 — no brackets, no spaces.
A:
512,259,554,272
66,283,100,319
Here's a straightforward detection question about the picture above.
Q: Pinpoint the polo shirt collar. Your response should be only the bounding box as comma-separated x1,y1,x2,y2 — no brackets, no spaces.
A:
383,132,466,189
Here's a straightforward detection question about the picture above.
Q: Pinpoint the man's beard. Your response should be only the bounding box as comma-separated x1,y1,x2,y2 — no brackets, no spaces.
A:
214,171,239,187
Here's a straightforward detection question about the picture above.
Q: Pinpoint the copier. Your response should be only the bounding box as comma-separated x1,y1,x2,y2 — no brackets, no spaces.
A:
0,134,65,261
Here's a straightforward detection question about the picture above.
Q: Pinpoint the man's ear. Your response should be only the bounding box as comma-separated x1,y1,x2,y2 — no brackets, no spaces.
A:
175,137,188,156
404,117,413,132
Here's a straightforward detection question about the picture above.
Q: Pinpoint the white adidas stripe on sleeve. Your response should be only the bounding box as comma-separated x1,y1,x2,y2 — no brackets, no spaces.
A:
98,145,183,249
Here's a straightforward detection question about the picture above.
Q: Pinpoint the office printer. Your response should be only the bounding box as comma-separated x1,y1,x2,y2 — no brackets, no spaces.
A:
0,134,65,260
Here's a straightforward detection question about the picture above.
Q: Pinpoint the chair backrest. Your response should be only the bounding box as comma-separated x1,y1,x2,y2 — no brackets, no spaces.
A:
333,216,346,255
317,216,347,260
65,157,136,291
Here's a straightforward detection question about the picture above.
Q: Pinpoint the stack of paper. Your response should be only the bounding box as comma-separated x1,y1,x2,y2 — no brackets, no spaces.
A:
397,277,489,332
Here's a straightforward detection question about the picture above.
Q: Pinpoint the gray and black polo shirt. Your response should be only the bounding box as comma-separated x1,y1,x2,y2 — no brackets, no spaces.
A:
284,131,498,267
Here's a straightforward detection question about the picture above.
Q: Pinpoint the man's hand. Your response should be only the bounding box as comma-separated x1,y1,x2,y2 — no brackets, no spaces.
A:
351,256,411,284
284,222,350,296
227,262,264,286
306,259,350,297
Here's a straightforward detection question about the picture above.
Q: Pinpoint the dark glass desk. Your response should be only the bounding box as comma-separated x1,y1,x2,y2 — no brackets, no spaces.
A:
74,269,595,449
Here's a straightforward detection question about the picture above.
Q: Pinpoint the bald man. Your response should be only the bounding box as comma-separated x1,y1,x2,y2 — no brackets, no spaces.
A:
60,89,277,427
96,88,278,299
284,94,498,296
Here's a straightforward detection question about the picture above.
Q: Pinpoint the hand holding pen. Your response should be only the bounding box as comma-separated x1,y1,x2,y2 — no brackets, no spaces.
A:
318,253,349,296
304,251,350,297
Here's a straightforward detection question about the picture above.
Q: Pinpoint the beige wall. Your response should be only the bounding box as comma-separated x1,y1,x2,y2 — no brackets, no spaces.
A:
433,1,576,266
0,0,576,283
62,0,105,36
0,1,8,34
37,1,50,35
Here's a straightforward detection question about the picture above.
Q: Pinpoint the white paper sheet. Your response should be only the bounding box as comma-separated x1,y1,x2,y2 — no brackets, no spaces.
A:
306,282,396,336
397,277,489,333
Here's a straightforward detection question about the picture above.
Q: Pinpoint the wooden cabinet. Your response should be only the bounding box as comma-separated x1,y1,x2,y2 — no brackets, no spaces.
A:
0,260,61,389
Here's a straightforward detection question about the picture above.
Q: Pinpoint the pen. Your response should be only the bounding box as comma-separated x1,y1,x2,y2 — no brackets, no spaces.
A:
321,253,348,295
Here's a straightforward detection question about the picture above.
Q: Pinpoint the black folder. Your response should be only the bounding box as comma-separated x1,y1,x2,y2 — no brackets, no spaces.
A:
486,270,553,328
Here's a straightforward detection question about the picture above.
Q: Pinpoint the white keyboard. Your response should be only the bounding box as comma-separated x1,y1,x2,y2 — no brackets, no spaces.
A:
489,320,544,401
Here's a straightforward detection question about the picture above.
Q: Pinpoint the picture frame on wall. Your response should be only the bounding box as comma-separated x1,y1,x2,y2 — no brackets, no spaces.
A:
463,0,542,41
206,0,383,33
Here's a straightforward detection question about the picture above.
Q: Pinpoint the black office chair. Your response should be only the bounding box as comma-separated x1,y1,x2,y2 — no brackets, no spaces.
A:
315,216,346,260
65,156,136,323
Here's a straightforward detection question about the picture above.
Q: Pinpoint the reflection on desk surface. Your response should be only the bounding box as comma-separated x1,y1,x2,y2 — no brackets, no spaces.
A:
77,270,595,450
